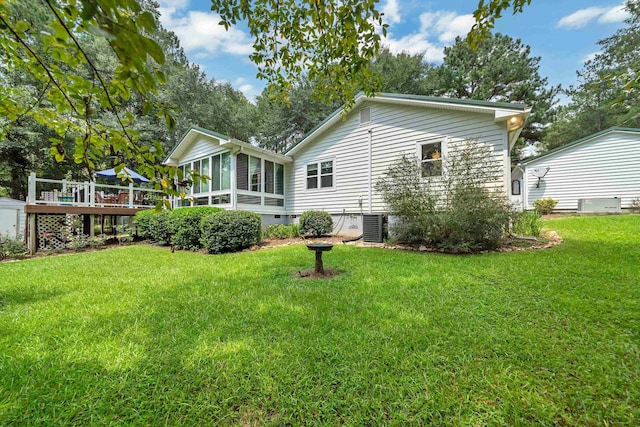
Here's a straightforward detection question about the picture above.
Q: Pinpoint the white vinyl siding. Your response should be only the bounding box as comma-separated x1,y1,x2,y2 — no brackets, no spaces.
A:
523,131,640,210
287,102,508,215
180,137,226,163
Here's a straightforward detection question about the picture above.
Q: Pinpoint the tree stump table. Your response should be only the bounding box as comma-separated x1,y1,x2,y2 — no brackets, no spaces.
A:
306,243,334,275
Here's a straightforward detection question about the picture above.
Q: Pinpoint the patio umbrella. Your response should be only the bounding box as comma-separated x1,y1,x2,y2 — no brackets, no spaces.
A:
95,167,150,183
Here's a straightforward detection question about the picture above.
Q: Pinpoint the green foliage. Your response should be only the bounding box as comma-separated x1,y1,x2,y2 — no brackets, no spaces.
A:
87,234,107,248
368,47,435,95
376,140,514,252
211,0,386,110
430,33,558,159
533,198,558,215
299,211,333,237
539,2,640,152
200,210,261,254
512,210,542,237
169,207,222,251
135,209,170,244
262,223,301,239
0,235,27,259
468,1,533,48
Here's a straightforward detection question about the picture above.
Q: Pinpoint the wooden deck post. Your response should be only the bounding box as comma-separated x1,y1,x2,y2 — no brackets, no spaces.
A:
28,213,37,254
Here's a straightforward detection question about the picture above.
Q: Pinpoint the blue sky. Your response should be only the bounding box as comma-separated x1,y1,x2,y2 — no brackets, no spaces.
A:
157,0,631,102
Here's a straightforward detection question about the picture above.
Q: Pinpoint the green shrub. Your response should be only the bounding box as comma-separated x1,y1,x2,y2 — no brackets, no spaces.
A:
376,140,514,252
533,198,558,215
262,223,300,239
0,235,27,259
512,210,542,237
299,210,333,237
169,207,222,251
200,210,261,254
135,209,170,244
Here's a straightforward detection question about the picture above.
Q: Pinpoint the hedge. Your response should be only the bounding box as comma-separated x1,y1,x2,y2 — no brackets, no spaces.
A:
299,210,333,237
135,209,170,244
200,210,261,254
169,207,223,251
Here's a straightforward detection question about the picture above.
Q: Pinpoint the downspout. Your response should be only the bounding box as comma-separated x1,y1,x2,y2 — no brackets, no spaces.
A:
368,128,373,214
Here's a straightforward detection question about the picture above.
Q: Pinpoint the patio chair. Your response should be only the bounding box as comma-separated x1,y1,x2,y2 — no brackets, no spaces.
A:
116,192,129,206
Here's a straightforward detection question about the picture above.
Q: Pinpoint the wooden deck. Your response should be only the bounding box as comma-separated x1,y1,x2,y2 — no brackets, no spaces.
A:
25,204,148,215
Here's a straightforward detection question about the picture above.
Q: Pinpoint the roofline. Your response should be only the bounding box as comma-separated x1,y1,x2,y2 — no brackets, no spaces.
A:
521,127,640,165
286,92,530,156
164,126,233,164
163,126,292,165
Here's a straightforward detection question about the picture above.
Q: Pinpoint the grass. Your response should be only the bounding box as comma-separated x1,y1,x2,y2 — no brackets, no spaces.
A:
0,215,639,425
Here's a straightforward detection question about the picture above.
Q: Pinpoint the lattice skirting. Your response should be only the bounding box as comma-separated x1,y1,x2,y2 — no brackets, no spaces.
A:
37,214,83,250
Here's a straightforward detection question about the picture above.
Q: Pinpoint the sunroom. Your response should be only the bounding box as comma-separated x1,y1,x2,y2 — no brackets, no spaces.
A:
164,127,292,216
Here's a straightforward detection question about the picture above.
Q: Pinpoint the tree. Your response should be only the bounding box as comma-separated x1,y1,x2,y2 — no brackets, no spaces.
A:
369,47,434,95
1,0,387,195
539,1,640,151
428,34,558,159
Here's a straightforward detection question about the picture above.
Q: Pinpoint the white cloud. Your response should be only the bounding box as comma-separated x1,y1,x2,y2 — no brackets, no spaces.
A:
599,3,630,23
384,33,444,62
238,84,254,95
382,0,402,25
159,8,253,57
558,3,629,29
420,11,475,43
382,9,474,63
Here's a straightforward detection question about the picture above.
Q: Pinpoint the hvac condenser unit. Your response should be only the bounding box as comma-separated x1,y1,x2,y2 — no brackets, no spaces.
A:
577,198,621,213
363,214,385,243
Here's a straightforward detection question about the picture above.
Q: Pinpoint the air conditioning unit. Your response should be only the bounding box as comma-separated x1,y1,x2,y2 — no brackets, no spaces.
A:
577,198,621,213
363,214,386,243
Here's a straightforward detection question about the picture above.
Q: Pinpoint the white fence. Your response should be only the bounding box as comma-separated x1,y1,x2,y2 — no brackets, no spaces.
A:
27,172,163,208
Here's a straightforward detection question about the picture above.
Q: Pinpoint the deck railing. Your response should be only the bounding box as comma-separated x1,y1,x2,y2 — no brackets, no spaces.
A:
27,172,163,208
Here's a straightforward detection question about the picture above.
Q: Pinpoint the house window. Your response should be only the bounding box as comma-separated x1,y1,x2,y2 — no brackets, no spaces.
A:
250,156,261,192
265,161,285,195
193,160,201,193
420,140,443,177
236,153,262,193
211,153,231,191
307,160,333,189
201,158,210,193
360,107,371,124
512,179,521,195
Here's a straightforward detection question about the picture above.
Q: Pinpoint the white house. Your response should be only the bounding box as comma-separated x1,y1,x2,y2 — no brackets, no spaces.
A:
165,93,531,235
513,127,640,211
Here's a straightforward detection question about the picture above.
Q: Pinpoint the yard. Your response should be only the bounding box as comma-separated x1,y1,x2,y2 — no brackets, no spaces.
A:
0,215,638,425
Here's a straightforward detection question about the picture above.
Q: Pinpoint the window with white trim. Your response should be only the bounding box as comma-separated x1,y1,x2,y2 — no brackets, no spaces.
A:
307,160,333,189
420,140,443,177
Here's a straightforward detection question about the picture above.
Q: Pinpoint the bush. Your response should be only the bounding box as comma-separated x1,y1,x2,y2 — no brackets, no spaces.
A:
201,210,261,254
135,209,170,244
512,210,542,237
533,198,558,215
262,224,300,239
630,198,640,213
169,207,222,251
0,235,27,260
299,210,333,237
376,140,514,252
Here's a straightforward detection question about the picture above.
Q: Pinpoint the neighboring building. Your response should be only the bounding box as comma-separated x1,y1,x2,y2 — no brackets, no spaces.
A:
0,197,26,240
165,93,531,235
513,127,640,211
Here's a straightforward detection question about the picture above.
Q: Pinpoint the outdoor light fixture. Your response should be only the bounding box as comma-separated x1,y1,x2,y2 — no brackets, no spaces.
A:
507,115,524,130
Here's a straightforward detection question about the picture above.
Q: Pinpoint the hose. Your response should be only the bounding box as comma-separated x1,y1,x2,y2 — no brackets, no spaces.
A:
342,234,363,244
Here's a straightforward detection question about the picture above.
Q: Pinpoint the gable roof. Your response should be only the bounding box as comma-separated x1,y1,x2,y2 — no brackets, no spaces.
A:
164,125,292,165
520,127,640,166
286,92,531,156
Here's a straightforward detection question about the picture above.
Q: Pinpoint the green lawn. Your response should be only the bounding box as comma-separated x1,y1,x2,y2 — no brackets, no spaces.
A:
1,215,639,425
